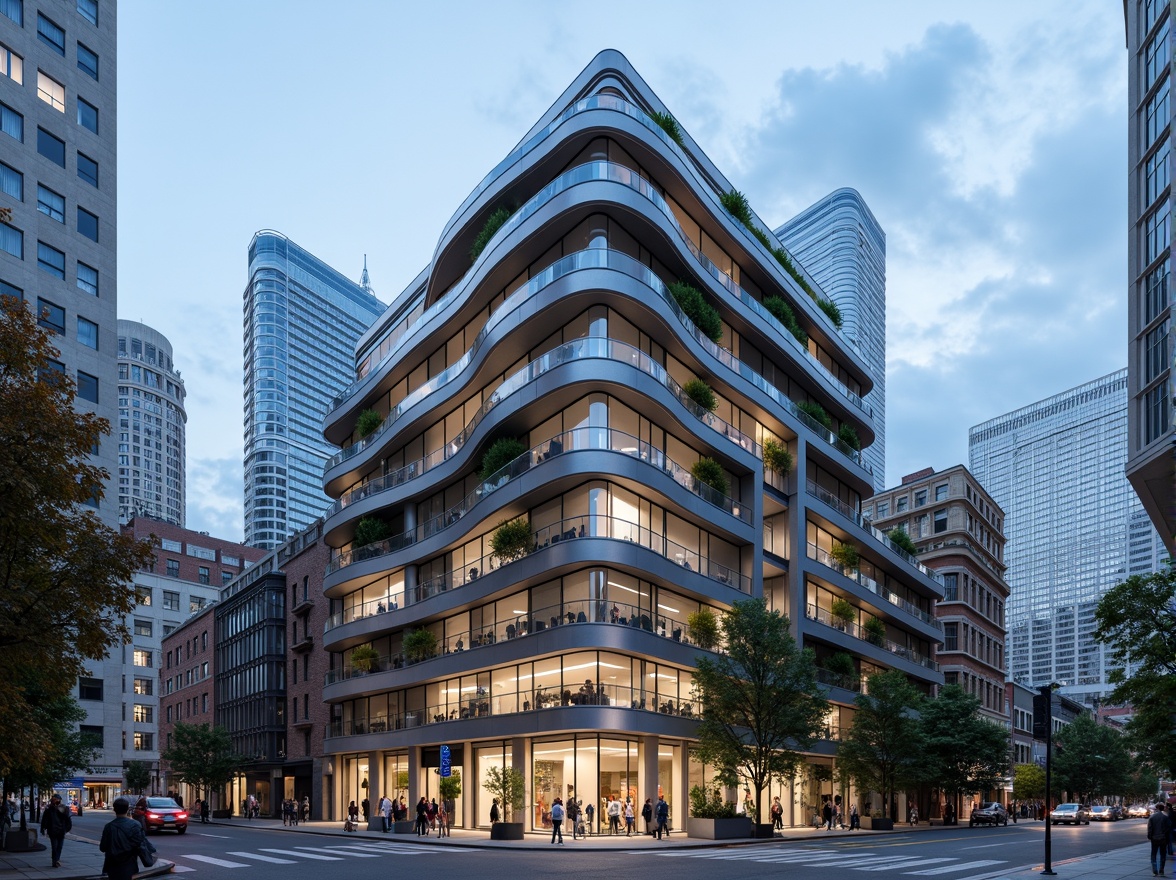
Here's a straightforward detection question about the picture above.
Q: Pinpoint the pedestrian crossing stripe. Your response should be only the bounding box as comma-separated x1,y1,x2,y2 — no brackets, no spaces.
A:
174,842,482,870
632,846,1008,876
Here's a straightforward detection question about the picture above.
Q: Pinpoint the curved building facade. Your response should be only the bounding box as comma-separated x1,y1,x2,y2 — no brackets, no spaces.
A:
318,51,942,831
117,320,187,527
776,189,887,491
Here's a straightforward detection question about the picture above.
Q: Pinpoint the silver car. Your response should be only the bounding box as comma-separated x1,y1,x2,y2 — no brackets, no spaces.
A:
1049,803,1089,825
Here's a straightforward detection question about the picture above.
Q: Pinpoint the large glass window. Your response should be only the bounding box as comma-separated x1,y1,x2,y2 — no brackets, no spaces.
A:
37,242,65,279
1147,77,1171,147
0,43,21,84
1146,318,1170,381
37,296,64,333
77,315,97,349
0,161,21,202
77,152,98,188
77,206,98,241
1147,139,1171,209
0,0,21,26
37,128,65,167
36,71,65,112
37,13,65,55
1,102,22,142
1146,382,1170,442
76,0,96,25
77,97,98,134
1146,257,1170,322
0,223,21,259
1146,17,1171,90
76,370,98,402
37,184,64,222
1145,198,1171,266
77,42,97,80
77,261,98,296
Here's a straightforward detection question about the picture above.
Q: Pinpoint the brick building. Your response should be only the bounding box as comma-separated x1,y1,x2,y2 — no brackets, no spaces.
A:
158,603,216,806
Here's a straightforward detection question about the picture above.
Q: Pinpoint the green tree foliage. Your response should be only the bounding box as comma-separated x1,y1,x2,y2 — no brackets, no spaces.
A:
668,281,723,343
0,295,155,781
817,298,843,329
919,685,1011,803
353,516,391,548
691,457,728,496
761,438,793,477
438,769,462,803
482,765,525,821
648,111,685,148
355,408,383,439
479,437,528,482
683,378,717,412
1051,713,1132,801
490,517,531,562
124,760,152,794
886,527,918,556
796,400,832,431
1012,763,1045,800
161,723,245,812
692,599,828,825
469,207,513,262
1094,562,1176,777
837,423,861,451
761,296,808,347
837,670,924,819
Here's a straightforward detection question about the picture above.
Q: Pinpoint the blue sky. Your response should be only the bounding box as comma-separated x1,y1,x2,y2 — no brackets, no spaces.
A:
117,1,1127,539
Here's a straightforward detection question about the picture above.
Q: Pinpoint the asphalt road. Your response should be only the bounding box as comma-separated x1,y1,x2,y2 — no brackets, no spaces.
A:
147,815,1148,880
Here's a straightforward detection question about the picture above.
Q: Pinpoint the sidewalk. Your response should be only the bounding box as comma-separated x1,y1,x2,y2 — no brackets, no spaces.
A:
0,814,1154,878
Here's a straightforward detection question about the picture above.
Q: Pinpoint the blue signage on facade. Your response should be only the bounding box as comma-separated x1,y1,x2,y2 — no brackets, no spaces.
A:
440,745,451,778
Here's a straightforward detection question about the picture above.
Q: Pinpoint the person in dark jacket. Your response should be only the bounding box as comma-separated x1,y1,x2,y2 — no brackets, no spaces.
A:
654,795,670,839
40,793,72,867
415,796,429,836
100,797,147,880
1149,802,1172,876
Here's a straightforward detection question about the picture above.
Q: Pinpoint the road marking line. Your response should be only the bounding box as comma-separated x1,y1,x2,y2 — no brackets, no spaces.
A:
179,854,252,868
904,860,1003,875
955,864,1038,880
959,843,1005,850
294,845,381,858
194,833,233,838
257,848,342,861
225,852,297,864
856,858,956,872
170,867,196,873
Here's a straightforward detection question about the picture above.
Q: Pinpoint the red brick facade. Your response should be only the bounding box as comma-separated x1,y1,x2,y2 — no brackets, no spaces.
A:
158,604,216,801
122,516,266,587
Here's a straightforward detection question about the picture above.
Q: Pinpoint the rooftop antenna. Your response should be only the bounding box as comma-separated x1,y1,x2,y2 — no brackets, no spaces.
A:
360,254,373,294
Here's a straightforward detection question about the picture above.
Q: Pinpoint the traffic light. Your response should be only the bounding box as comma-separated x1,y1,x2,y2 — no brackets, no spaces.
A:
1033,692,1051,739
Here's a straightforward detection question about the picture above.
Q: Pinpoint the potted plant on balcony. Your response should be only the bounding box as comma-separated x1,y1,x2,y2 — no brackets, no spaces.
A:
470,206,513,262
353,516,391,550
796,400,833,431
822,652,857,690
837,423,861,451
668,280,723,343
686,608,720,650
761,438,793,478
886,527,918,557
762,295,808,346
649,110,685,148
863,617,886,647
483,765,526,840
350,644,379,674
685,785,748,839
830,542,860,570
403,629,438,664
830,598,855,632
683,378,718,413
691,457,729,496
490,517,531,563
817,298,843,329
355,408,383,439
479,437,528,484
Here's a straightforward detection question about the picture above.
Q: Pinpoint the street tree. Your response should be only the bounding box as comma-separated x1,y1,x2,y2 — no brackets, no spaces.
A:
1052,713,1131,801
1012,763,1045,801
124,760,152,794
1095,562,1176,777
919,685,1010,812
482,765,525,822
837,669,924,820
0,295,155,779
161,723,243,811
692,599,828,827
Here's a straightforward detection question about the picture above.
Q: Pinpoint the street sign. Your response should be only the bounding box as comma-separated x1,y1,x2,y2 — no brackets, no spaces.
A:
440,745,451,778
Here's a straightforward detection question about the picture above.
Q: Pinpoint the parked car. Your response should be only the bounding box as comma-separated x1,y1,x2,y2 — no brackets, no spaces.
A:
133,796,188,833
1128,804,1152,818
1108,805,1124,820
1089,805,1116,821
970,802,1009,827
1049,803,1089,825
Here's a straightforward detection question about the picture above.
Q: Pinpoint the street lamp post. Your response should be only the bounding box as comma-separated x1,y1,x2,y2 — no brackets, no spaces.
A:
1034,684,1060,876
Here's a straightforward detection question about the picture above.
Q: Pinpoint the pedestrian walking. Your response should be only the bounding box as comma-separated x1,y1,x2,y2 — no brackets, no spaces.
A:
823,799,834,831
416,797,429,836
550,797,565,844
40,793,72,868
568,798,582,839
302,796,311,823
1150,802,1172,876
909,804,919,826
100,798,149,880
849,803,860,830
437,799,449,838
771,796,783,831
624,799,635,836
655,795,670,839
379,794,392,832
642,798,653,835
490,797,500,825
428,798,438,832
607,796,621,834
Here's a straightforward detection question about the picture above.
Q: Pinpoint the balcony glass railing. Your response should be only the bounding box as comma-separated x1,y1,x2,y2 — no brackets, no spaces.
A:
327,683,700,738
337,147,867,425
807,543,940,630
805,603,938,671
805,481,943,585
327,511,751,599
325,598,719,677
330,425,749,526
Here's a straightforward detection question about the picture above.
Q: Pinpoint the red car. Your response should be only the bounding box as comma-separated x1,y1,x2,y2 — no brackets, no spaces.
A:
134,797,188,833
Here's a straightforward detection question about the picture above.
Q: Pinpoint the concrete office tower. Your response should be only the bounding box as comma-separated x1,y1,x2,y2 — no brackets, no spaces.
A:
117,320,186,526
867,465,1009,728
1125,2,1175,549
0,0,120,793
776,189,886,490
318,50,942,829
969,369,1161,706
243,231,384,550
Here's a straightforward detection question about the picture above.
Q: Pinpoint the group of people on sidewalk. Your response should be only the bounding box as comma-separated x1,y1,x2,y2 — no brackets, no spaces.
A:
37,795,154,880
546,795,670,843
1147,801,1176,876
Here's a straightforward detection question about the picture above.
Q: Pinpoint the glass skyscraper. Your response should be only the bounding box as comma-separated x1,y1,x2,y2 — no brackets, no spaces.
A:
776,189,887,490
968,369,1160,705
243,231,383,549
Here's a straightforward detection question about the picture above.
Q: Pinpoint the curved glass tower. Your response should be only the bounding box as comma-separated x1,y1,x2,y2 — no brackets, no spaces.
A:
776,189,886,490
117,320,186,526
318,50,942,830
243,231,384,549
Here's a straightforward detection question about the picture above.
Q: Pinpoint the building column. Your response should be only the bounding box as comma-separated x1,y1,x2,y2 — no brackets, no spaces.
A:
366,752,381,830
677,740,691,835
461,743,473,829
511,736,528,828
640,735,658,828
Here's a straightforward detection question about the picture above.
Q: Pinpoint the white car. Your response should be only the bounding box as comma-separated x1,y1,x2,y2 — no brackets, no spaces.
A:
1049,803,1089,825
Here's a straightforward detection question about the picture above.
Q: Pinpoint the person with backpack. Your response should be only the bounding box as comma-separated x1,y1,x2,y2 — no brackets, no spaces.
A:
770,796,783,831
655,795,670,839
100,798,148,880
40,793,72,868
549,797,565,844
